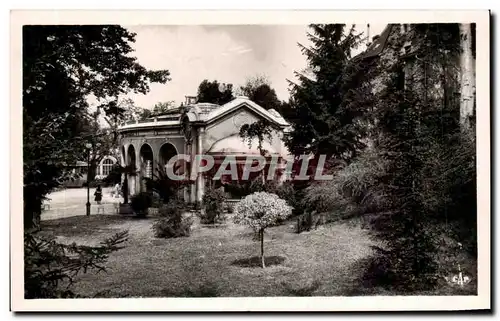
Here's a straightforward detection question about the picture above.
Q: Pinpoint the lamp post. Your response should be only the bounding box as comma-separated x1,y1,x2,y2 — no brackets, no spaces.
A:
85,143,92,216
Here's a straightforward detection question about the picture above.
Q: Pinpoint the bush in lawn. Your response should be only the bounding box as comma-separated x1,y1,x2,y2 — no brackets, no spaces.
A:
24,230,128,298
152,200,193,238
199,187,226,224
233,192,293,268
130,192,153,218
303,148,390,221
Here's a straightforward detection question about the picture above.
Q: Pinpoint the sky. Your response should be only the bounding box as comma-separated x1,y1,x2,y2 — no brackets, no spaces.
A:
123,24,387,109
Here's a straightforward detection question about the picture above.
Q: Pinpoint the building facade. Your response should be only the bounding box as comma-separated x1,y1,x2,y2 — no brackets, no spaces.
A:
117,96,291,203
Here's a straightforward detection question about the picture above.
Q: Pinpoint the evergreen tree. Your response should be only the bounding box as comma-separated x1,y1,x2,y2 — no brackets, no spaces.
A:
286,24,374,161
366,24,476,291
370,63,438,290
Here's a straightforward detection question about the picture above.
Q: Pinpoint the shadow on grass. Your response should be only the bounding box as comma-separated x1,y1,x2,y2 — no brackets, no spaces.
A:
281,280,322,296
231,256,286,268
40,214,148,237
342,254,478,296
163,284,220,298
91,284,221,298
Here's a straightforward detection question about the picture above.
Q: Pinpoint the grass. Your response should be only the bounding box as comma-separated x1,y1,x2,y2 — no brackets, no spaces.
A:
37,214,477,297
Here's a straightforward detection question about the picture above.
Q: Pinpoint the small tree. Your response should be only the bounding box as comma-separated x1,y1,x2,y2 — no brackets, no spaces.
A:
233,192,292,268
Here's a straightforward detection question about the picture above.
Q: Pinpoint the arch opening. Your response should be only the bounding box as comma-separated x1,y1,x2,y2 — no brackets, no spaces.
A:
127,145,136,167
159,143,178,171
140,144,154,179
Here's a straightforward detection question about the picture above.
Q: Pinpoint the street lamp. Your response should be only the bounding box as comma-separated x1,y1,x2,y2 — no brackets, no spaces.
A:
85,143,92,216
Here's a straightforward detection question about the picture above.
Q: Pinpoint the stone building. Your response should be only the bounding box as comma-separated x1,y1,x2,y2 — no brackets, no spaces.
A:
355,23,472,145
117,96,291,203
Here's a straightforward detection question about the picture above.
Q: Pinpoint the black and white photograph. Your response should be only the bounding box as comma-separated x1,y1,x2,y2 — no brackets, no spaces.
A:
11,9,490,312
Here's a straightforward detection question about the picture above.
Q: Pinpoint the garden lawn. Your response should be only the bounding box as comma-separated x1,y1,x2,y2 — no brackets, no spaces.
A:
38,214,477,297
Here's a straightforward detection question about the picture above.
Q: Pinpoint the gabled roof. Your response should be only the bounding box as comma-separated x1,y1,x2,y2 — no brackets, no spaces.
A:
117,97,290,132
185,96,290,127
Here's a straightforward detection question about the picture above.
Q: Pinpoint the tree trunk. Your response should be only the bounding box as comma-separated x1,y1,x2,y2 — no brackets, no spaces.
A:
24,198,41,231
459,23,475,132
260,229,265,268
123,173,129,204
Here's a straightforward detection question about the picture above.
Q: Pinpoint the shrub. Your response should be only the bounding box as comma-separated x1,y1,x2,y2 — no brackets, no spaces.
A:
150,192,162,208
303,148,390,219
130,192,153,217
152,200,192,238
200,187,226,224
234,192,293,268
224,180,253,199
84,179,105,188
24,230,128,298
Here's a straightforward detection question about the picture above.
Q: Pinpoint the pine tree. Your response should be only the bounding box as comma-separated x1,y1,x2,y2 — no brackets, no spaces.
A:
286,24,374,161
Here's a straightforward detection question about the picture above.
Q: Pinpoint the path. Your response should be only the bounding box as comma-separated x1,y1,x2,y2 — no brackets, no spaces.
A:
41,187,123,221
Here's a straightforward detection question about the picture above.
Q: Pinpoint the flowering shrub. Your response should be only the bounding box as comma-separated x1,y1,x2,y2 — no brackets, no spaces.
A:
233,192,292,268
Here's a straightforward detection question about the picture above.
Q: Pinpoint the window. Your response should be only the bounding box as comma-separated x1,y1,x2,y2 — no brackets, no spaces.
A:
102,158,115,176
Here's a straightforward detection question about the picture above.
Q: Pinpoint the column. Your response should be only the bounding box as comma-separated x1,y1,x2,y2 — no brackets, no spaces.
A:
189,141,196,203
135,144,141,195
184,142,191,203
196,127,205,203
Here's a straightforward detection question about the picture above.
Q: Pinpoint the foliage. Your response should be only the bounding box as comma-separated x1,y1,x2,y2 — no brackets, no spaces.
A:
238,74,282,110
234,192,293,268
223,180,253,199
152,200,192,238
239,120,274,156
304,148,390,217
286,24,374,160
24,230,128,298
151,101,176,116
234,192,292,232
197,79,234,105
144,163,193,204
23,25,170,229
363,27,451,290
86,179,108,188
130,192,153,217
200,187,226,224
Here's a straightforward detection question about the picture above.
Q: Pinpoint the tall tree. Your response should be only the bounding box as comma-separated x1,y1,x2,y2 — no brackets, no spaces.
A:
286,24,373,161
370,61,439,290
23,25,170,230
196,79,234,105
366,24,476,290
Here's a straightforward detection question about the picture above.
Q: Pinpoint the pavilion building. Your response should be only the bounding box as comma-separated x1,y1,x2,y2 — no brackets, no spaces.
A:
117,96,291,203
